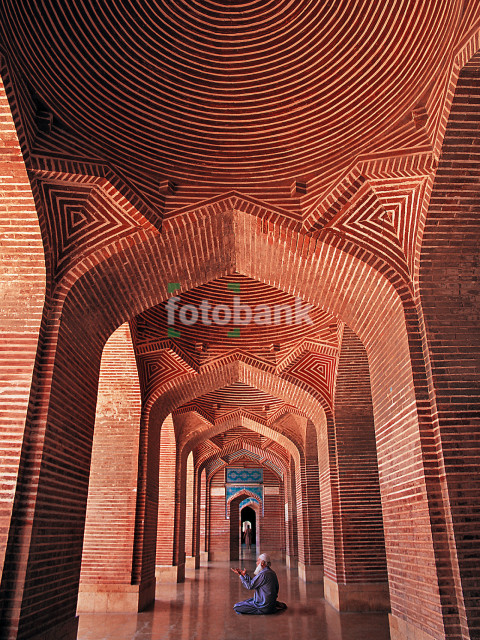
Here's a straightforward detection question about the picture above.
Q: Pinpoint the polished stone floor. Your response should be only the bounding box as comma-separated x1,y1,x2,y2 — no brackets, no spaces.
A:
77,548,391,640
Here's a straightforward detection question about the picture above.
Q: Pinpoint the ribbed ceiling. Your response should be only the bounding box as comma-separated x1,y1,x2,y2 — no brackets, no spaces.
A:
0,0,460,206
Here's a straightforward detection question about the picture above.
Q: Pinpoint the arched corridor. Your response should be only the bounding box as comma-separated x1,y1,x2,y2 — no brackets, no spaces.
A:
0,3,479,640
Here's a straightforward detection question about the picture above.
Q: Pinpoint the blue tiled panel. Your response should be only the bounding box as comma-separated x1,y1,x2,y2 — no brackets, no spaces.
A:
226,468,263,484
239,498,259,510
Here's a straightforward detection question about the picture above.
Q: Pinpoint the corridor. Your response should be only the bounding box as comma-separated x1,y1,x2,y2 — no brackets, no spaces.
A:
77,556,390,640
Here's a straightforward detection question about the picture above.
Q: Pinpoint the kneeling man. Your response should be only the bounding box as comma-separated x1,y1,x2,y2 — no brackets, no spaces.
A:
232,553,281,614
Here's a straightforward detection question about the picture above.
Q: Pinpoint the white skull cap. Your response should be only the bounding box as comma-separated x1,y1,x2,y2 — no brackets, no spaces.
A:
258,553,271,563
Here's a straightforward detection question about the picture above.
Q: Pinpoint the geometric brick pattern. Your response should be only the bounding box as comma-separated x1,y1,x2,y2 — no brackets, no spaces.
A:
281,351,338,408
33,176,157,285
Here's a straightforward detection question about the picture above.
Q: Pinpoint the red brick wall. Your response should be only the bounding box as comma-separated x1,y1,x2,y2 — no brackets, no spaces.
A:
199,469,206,553
229,497,241,561
287,461,298,559
300,421,322,566
419,50,480,640
258,468,284,557
80,323,141,586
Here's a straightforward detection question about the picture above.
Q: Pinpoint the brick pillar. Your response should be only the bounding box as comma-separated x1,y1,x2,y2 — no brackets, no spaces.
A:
285,459,298,568
297,422,323,583
229,497,241,561
0,71,45,584
131,410,160,603
155,414,178,582
185,453,197,569
192,463,204,567
172,448,188,582
0,293,104,640
198,468,207,565
208,468,229,561
77,323,147,612
416,50,480,640
322,327,389,612
260,469,284,560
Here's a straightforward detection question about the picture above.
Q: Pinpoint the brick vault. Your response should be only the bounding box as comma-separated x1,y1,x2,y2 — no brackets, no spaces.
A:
0,2,479,639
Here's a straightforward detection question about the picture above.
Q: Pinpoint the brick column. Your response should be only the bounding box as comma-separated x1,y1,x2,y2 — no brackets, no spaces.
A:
198,468,208,565
285,459,298,568
155,414,177,582
192,463,204,567
131,410,160,604
0,71,45,584
229,496,241,561
185,453,197,569
296,422,323,583
78,323,147,613
322,327,389,612
172,448,188,582
416,50,480,640
207,468,229,562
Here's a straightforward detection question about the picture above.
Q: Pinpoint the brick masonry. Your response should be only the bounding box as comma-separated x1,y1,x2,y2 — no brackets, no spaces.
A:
0,8,479,640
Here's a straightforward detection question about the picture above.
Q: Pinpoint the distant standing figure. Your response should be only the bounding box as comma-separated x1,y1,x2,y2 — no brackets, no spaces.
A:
231,553,287,614
244,524,252,549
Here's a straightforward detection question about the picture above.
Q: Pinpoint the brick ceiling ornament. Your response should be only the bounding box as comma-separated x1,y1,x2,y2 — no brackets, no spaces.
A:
138,350,196,401
134,273,338,368
282,352,337,408
33,178,152,283
175,382,308,429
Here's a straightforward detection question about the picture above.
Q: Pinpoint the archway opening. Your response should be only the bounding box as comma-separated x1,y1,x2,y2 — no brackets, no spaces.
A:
241,505,256,549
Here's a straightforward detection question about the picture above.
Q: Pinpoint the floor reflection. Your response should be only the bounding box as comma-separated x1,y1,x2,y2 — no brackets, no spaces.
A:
77,557,391,640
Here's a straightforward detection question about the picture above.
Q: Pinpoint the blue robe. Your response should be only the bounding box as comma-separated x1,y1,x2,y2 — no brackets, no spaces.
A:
234,566,279,614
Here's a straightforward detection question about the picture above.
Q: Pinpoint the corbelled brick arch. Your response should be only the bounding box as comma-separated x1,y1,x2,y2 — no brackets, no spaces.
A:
0,195,458,640
196,434,290,481
171,410,306,572
170,407,310,570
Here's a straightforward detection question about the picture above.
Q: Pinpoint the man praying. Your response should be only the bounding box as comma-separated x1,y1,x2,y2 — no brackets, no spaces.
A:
232,553,286,614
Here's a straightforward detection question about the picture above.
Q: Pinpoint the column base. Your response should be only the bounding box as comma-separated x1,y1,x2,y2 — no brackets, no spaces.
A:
324,575,390,612
155,564,185,583
200,551,209,566
285,554,297,569
389,614,439,640
29,616,79,640
208,550,229,561
297,561,324,584
185,555,200,569
77,577,156,613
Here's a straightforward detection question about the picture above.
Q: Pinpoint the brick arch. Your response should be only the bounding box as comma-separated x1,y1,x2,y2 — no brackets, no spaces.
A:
198,441,288,485
177,411,302,473
229,492,261,562
149,360,330,451
0,198,445,637
227,488,264,512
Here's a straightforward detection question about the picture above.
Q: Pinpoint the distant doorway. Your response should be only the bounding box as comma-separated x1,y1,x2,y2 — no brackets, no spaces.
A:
241,506,256,546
